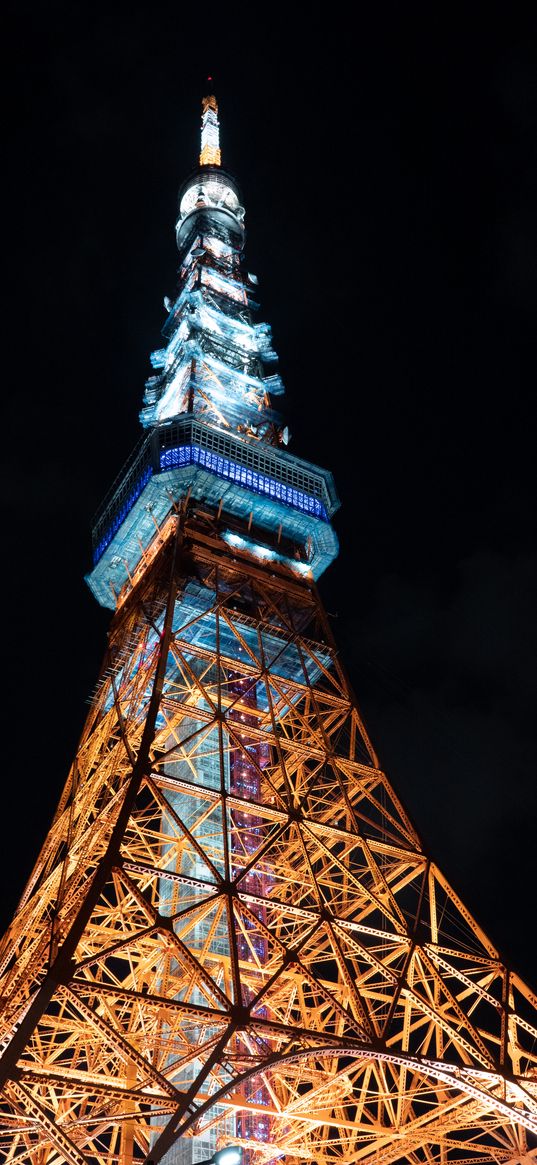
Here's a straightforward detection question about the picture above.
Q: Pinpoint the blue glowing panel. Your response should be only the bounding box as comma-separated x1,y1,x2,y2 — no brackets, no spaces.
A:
159,444,328,521
93,465,153,563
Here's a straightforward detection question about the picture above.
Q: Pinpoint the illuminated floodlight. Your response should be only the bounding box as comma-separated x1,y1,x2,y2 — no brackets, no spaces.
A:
223,531,247,550
213,1149,243,1165
151,1147,243,1165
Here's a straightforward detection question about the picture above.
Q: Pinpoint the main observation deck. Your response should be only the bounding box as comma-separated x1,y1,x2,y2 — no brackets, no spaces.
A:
86,417,339,608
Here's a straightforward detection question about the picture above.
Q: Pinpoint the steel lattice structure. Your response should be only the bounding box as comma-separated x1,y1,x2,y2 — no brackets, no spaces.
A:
0,92,536,1165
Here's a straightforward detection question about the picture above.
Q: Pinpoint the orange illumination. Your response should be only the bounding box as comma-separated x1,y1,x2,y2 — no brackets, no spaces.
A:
200,92,221,167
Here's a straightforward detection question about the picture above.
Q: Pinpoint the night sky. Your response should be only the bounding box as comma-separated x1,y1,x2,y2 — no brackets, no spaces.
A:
2,4,536,987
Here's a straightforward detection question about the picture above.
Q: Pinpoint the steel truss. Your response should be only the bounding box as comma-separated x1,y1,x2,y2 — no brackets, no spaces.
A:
0,506,536,1165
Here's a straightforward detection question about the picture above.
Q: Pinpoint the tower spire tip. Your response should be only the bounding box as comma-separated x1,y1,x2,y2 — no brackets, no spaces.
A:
200,83,221,167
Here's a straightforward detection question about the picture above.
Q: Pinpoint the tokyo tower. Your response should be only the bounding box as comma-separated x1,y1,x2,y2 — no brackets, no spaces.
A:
0,90,536,1165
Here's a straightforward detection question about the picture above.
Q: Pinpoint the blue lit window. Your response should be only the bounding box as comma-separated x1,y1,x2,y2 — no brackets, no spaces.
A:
159,444,327,521
93,442,328,567
93,465,153,564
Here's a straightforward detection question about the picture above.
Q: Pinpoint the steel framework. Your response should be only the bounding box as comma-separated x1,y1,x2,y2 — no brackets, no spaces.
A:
0,91,536,1165
0,508,536,1164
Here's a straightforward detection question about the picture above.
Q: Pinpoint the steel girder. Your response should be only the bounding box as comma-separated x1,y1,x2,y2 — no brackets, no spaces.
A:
0,508,536,1165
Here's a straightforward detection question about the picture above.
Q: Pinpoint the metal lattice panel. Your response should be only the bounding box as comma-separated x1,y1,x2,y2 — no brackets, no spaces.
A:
1,509,536,1165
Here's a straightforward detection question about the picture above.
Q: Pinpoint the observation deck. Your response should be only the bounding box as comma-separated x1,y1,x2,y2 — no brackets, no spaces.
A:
86,417,339,608
175,165,245,249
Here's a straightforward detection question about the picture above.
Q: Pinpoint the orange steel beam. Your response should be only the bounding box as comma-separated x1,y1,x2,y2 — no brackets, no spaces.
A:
0,505,535,1164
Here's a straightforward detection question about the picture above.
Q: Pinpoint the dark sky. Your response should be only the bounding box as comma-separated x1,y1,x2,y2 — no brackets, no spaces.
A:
2,3,536,987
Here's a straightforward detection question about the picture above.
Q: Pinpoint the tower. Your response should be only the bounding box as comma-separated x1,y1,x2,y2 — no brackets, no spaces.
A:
0,88,536,1165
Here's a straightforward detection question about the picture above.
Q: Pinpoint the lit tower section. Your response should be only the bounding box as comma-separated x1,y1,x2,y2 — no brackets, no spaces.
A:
86,87,338,1165
199,91,222,166
88,93,338,607
2,89,536,1165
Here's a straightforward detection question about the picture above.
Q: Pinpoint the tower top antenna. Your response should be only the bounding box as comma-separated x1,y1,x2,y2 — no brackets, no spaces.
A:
200,88,221,167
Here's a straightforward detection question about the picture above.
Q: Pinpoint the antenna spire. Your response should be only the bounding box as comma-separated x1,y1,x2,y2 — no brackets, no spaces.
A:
199,82,221,167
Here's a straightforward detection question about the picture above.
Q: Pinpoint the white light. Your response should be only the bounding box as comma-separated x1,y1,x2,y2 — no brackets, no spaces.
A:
223,532,246,549
179,176,239,219
214,1149,242,1165
156,362,190,421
